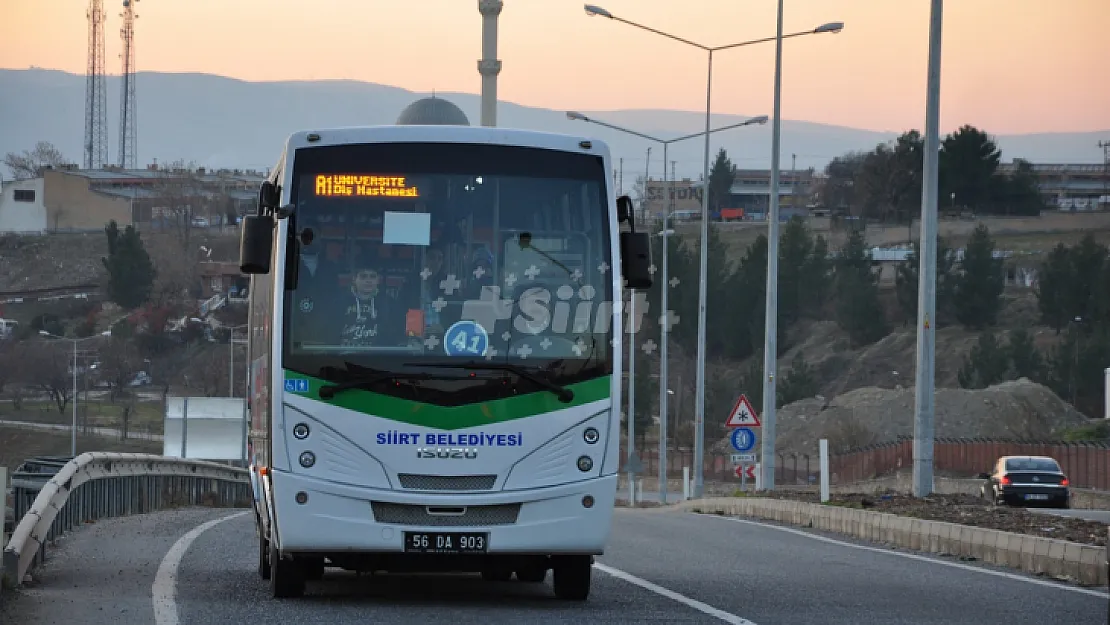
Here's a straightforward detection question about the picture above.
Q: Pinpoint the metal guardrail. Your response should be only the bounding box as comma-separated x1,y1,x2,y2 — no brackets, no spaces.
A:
1,452,250,593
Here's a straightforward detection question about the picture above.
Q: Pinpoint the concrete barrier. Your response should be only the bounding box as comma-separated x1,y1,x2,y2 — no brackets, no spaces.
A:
675,497,1108,587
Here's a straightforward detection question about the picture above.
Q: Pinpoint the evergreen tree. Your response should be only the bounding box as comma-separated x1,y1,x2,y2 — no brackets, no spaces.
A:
1036,243,1072,333
776,351,818,408
778,217,812,327
1007,328,1044,383
1065,234,1107,324
833,229,887,346
101,220,156,310
953,223,1004,329
894,235,956,325
802,234,832,318
957,331,1010,389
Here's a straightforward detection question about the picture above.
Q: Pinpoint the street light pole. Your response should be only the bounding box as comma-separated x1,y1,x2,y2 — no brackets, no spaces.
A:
71,338,77,456
584,3,842,499
566,110,767,503
760,0,786,491
913,0,944,498
39,330,111,457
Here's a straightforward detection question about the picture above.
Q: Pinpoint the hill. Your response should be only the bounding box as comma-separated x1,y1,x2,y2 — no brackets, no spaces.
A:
2,68,1107,179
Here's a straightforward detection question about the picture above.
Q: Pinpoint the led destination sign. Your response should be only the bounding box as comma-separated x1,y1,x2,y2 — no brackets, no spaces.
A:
314,174,419,198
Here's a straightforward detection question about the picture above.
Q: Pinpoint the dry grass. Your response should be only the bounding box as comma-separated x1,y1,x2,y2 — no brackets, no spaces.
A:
0,425,161,473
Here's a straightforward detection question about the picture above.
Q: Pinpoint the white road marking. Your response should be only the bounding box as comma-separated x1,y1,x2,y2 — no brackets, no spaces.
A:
153,511,250,625
696,513,1109,599
594,562,758,624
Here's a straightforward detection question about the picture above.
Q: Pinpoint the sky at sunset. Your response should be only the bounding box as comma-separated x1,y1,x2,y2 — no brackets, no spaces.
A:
2,0,1108,135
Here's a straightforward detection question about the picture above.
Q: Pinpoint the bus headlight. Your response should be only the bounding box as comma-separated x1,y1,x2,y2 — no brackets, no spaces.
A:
583,427,600,444
293,423,310,440
299,451,316,468
577,455,593,472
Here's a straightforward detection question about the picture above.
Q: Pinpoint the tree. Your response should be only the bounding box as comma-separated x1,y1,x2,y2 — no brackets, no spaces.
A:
20,342,75,413
1007,328,1045,383
1036,243,1073,333
707,148,735,213
833,230,887,346
1064,234,1107,324
180,348,230,397
778,217,812,326
820,152,867,215
854,131,924,224
953,223,1004,329
97,337,145,401
1046,325,1110,417
957,331,1010,389
802,235,832,318
989,159,1044,216
3,141,68,180
940,125,1001,211
102,220,157,310
894,236,957,325
776,351,817,408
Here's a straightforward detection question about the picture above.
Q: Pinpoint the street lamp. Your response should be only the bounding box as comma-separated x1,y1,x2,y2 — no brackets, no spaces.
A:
38,329,112,457
566,110,767,504
585,3,842,497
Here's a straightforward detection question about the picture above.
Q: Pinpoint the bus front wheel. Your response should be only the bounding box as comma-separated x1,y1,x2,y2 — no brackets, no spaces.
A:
552,555,591,601
269,542,305,598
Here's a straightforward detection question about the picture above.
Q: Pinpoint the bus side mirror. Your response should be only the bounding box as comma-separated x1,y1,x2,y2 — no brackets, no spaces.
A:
616,195,634,225
240,215,274,274
620,231,652,289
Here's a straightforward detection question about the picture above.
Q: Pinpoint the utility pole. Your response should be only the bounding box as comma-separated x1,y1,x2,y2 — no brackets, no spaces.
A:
1098,140,1109,204
913,0,944,498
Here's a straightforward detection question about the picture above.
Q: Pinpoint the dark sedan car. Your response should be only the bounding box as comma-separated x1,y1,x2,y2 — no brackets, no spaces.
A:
978,455,1070,509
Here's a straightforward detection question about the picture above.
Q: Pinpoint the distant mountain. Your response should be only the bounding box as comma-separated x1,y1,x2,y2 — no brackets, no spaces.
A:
2,68,1106,180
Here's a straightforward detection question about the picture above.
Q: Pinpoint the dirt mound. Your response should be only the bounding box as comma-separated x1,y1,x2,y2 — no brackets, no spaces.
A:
715,378,1090,456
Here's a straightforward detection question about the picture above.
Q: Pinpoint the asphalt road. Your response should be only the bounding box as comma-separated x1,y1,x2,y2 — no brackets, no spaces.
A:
2,506,1105,624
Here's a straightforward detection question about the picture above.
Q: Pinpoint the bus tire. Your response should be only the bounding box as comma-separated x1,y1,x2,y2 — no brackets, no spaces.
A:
258,530,271,580
269,542,305,598
552,556,591,601
515,560,547,583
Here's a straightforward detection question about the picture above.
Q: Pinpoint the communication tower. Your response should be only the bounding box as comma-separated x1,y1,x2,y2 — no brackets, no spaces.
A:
84,0,109,170
118,0,139,169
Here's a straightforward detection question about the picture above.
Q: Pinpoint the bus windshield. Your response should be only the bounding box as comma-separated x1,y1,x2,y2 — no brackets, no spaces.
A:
281,141,615,402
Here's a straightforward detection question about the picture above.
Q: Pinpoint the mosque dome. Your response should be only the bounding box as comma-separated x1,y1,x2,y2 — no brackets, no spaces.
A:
395,96,471,126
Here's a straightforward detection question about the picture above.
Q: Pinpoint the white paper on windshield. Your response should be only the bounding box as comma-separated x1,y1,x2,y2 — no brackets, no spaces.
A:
382,211,431,246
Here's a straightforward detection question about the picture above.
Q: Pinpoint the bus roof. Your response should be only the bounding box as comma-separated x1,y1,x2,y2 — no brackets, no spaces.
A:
281,125,612,160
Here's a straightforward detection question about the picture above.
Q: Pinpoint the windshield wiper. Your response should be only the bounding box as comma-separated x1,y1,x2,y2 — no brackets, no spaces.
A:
318,371,441,400
407,360,574,403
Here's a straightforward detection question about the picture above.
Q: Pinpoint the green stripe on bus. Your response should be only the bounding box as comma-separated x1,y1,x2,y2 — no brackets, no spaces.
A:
281,371,612,430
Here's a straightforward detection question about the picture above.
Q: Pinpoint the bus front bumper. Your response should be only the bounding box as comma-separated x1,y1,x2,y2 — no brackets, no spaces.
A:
269,471,618,556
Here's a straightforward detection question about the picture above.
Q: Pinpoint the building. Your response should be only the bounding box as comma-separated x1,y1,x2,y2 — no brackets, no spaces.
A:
0,164,265,234
996,162,1110,211
0,177,47,233
641,167,817,222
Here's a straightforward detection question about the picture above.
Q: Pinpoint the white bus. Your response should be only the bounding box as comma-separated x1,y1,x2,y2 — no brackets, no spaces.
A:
241,121,652,600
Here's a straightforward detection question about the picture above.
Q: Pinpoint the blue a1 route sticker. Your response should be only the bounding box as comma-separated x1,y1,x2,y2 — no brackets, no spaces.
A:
284,378,309,393
443,320,489,357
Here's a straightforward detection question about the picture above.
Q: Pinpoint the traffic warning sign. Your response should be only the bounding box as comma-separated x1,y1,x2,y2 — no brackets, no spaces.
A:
724,394,761,428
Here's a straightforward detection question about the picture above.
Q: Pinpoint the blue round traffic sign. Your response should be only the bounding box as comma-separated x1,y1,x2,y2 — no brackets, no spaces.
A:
443,320,489,357
730,427,756,452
